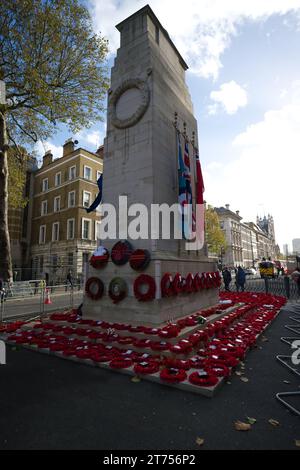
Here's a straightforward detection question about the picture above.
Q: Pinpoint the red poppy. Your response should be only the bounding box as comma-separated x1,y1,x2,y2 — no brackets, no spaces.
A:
189,371,218,387
160,368,187,383
134,361,160,375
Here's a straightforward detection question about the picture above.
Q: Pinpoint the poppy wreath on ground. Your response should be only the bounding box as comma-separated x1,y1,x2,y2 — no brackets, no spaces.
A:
158,325,180,339
205,361,230,377
160,368,187,383
133,338,152,349
134,274,156,301
111,240,133,265
108,277,128,303
109,357,133,369
134,361,160,375
85,277,104,301
161,273,174,297
89,249,109,269
209,352,239,368
129,249,151,271
188,370,219,387
150,341,170,351
163,358,191,370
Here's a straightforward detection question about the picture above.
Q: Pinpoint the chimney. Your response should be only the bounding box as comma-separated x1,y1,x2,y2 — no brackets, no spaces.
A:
225,204,230,210
42,150,53,167
63,138,76,157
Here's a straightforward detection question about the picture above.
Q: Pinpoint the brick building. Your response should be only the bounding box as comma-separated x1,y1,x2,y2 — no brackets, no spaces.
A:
30,139,103,284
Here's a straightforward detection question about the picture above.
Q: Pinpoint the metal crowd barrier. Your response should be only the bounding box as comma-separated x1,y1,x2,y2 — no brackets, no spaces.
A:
0,284,82,322
220,276,299,300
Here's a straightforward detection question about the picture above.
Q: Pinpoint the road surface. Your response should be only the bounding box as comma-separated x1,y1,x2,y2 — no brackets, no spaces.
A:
1,290,83,320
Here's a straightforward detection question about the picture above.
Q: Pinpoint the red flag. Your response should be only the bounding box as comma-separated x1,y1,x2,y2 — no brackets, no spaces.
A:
195,149,204,205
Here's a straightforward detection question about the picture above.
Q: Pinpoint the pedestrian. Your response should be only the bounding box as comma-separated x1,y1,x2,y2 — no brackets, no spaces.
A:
0,278,4,303
291,268,300,298
236,266,246,292
66,270,73,291
222,267,232,291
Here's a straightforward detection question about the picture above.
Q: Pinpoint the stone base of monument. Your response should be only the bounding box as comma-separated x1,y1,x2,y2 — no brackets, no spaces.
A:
83,253,219,325
1,296,282,398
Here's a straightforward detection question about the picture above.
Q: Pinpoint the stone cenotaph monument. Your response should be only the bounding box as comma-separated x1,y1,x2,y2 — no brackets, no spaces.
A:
83,5,218,324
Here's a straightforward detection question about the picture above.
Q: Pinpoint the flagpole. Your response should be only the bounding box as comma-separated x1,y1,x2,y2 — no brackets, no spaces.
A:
174,112,181,257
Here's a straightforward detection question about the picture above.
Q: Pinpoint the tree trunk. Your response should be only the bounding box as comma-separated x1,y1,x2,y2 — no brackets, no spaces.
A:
0,110,12,282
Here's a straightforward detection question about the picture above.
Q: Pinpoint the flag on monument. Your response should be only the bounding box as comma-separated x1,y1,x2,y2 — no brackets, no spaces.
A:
177,132,187,237
195,149,204,205
183,140,196,233
86,174,103,213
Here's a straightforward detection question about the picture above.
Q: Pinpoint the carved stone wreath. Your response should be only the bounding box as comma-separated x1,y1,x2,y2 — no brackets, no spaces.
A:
110,78,150,129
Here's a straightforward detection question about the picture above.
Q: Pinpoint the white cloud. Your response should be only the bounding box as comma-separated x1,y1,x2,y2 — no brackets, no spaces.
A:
208,80,248,114
34,140,62,161
204,87,300,247
75,128,105,150
90,0,300,79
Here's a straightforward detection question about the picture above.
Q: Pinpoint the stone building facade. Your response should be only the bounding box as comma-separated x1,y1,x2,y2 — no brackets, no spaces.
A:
214,205,278,268
30,140,103,283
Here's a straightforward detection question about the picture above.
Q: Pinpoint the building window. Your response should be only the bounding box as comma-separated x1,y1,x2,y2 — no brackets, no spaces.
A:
41,200,48,216
52,222,59,242
39,225,46,244
54,196,61,212
84,165,92,181
42,178,48,192
95,221,101,240
67,218,75,240
68,190,76,208
83,191,91,208
39,255,44,273
55,172,61,186
69,165,76,180
82,218,91,240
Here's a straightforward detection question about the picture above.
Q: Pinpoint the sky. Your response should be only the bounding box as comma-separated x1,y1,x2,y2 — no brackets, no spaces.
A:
35,0,300,252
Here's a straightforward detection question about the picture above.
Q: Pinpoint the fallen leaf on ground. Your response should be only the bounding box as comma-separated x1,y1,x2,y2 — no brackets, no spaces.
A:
261,337,269,342
295,440,300,447
247,417,257,425
227,381,231,385
234,421,251,431
195,437,204,446
283,380,291,384
235,371,242,376
268,419,280,427
241,377,249,383
131,376,141,383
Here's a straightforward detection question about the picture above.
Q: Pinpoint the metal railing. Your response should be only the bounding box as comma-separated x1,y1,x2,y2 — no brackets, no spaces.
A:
0,284,83,322
220,276,299,299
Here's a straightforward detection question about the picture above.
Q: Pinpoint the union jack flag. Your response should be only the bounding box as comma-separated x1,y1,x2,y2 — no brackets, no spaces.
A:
183,140,196,233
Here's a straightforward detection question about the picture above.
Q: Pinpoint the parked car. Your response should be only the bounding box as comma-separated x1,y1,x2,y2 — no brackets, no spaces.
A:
244,268,256,276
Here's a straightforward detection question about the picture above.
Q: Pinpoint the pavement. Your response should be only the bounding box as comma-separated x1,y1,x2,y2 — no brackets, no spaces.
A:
0,302,299,450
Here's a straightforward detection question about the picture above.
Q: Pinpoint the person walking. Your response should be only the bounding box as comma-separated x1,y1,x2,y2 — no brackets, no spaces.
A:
222,267,232,291
291,268,300,298
65,270,73,292
236,266,246,292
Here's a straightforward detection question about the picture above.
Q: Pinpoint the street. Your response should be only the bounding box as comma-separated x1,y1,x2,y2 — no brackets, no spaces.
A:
1,290,83,320
0,303,299,450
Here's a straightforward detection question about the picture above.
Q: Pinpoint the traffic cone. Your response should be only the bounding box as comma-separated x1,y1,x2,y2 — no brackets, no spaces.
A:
44,288,52,305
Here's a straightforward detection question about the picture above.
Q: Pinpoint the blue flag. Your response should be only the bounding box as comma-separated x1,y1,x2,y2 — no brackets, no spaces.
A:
86,174,103,213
